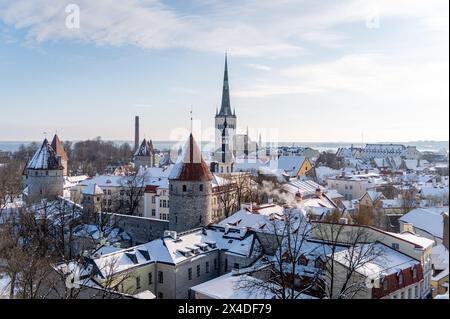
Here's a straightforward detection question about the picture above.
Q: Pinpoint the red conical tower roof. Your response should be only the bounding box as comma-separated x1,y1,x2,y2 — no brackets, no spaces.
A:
169,134,213,181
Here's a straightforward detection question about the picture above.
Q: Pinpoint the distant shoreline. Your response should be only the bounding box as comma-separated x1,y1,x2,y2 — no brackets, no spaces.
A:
1,140,448,153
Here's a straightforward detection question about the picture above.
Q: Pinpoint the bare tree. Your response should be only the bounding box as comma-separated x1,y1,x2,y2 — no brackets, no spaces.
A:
239,209,321,299
313,221,385,299
113,170,148,216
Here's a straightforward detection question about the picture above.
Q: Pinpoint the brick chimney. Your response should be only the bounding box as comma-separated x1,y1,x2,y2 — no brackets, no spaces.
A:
442,212,449,250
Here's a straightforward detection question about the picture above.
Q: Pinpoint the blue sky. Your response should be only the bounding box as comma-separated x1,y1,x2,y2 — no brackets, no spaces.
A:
0,0,448,142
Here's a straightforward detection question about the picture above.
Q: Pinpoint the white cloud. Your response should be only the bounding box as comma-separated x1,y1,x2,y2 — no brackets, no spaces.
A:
246,63,272,71
0,0,447,56
235,53,449,100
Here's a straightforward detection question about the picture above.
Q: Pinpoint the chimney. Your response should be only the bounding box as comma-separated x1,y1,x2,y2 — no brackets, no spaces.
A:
134,116,140,152
315,188,322,198
402,222,415,234
443,212,449,250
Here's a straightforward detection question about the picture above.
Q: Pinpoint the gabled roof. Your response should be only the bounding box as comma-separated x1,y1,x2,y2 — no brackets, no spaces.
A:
51,134,69,160
83,183,103,195
26,139,63,170
277,156,308,177
134,138,154,157
169,134,213,181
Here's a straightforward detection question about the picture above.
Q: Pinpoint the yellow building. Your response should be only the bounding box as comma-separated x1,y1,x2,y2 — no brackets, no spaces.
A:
277,155,313,178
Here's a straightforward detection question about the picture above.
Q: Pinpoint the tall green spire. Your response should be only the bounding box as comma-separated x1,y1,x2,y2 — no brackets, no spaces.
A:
218,53,234,117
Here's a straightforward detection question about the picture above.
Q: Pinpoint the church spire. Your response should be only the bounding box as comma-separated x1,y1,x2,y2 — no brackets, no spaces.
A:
218,53,233,117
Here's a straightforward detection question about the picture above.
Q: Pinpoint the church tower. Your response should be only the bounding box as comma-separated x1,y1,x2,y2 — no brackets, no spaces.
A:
169,134,213,233
216,116,234,173
215,54,236,161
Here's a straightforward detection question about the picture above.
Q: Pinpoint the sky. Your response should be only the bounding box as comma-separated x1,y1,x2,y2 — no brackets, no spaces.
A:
0,0,448,143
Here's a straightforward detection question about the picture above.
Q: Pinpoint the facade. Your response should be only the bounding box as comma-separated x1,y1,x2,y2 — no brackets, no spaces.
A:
327,172,386,200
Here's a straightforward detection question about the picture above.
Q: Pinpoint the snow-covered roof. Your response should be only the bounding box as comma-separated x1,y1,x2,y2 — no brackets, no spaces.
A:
82,183,103,195
282,179,323,197
387,232,435,249
144,227,259,265
431,244,449,272
420,186,449,199
334,242,419,278
399,207,449,239
365,190,384,202
26,139,63,170
92,246,154,278
190,272,285,299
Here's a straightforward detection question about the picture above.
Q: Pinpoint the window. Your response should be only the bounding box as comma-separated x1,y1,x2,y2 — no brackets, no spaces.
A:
392,243,400,250
398,273,404,285
188,268,192,280
412,267,417,279
136,276,141,289
233,263,240,270
158,292,163,299
407,288,412,299
383,279,389,291
148,272,153,285
199,184,203,192
107,199,112,206
206,261,210,273
214,258,218,270
415,285,419,298
182,185,187,192
315,258,325,270
224,258,228,272
120,190,125,196
151,209,156,217
158,271,163,284
298,255,308,266
400,291,405,299
151,196,156,204
107,190,111,195
162,200,167,208
197,265,201,277
46,170,48,176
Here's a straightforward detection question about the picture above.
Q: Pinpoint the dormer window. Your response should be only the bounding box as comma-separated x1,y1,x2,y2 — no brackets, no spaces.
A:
398,272,404,285
383,278,389,291
298,255,309,266
315,257,326,270
412,267,417,280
